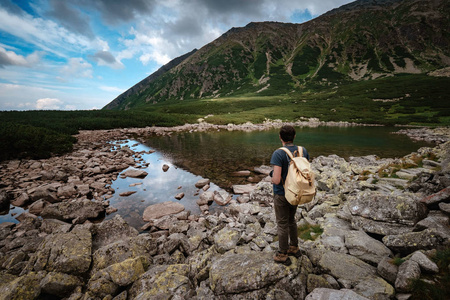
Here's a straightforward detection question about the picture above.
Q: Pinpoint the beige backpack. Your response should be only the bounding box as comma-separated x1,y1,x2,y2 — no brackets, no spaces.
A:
279,146,316,205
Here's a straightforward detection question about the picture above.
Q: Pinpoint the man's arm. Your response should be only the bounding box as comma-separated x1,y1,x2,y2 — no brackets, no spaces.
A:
271,165,282,185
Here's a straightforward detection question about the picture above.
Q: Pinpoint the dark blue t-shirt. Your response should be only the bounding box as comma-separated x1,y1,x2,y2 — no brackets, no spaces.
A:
270,145,310,195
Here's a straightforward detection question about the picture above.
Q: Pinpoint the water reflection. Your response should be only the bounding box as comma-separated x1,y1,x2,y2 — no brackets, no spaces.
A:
105,141,222,229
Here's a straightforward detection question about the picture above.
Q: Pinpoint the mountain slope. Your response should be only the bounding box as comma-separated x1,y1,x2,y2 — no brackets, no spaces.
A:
103,0,450,110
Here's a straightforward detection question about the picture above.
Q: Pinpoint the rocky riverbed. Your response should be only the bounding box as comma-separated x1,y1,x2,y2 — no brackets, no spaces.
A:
0,124,449,299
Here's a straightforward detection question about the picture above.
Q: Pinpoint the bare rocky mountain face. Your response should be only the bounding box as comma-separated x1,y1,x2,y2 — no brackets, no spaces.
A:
104,0,449,110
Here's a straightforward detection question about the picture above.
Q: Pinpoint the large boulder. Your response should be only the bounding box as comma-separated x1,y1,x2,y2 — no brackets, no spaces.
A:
40,199,105,223
121,169,148,179
305,288,370,300
213,227,241,254
40,272,83,298
344,230,393,265
27,225,92,275
92,215,139,251
142,201,185,221
382,229,448,255
0,272,44,300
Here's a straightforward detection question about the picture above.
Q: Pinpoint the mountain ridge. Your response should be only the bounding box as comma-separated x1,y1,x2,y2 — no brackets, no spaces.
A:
103,0,450,110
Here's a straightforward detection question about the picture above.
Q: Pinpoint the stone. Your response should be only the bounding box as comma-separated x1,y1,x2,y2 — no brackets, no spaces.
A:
214,227,241,254
0,272,43,300
316,250,377,286
162,164,170,172
57,184,77,198
210,252,301,296
175,193,185,200
197,191,214,206
409,251,439,273
106,257,146,286
87,269,119,298
10,192,30,207
213,190,231,206
29,226,92,275
232,184,256,194
231,170,251,176
0,190,10,211
121,169,148,178
119,191,137,197
439,202,450,214
420,187,450,205
344,230,393,265
382,229,447,255
377,257,398,284
40,272,83,297
142,201,185,221
354,276,395,300
129,264,190,299
305,288,370,300
345,191,428,226
28,199,49,215
92,214,139,251
395,260,421,292
350,215,414,236
195,179,210,188
254,165,272,176
307,274,333,293
249,181,273,204
41,199,105,223
29,186,58,203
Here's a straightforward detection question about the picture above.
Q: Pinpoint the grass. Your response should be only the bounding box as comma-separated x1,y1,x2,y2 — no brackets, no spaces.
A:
410,248,450,300
298,224,323,241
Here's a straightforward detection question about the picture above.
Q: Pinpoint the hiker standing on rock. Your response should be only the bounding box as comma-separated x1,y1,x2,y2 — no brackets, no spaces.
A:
270,125,310,265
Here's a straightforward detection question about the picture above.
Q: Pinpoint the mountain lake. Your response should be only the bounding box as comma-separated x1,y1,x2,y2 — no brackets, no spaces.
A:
0,126,434,229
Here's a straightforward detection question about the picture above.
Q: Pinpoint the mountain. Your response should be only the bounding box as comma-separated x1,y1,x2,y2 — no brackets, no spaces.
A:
103,0,450,110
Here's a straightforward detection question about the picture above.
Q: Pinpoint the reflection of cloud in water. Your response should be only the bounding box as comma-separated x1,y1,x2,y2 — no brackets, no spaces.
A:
106,140,223,228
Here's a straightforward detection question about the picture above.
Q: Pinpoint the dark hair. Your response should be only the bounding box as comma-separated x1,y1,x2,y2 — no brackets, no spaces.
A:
279,125,296,142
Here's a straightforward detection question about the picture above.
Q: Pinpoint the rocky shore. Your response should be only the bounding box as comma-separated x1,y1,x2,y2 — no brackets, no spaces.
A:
0,124,449,299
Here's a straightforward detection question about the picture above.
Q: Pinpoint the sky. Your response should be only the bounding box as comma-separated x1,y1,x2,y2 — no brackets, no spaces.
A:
0,0,353,111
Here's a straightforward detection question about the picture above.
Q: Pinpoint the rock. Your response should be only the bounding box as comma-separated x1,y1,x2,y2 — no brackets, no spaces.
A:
40,272,83,297
210,252,304,297
87,269,119,298
377,257,399,284
213,190,231,206
439,202,450,214
420,187,450,206
214,227,241,254
0,190,10,211
92,215,139,251
254,165,272,176
175,193,184,200
305,288,370,300
316,250,377,286
142,201,185,221
28,225,92,275
349,215,414,236
395,260,421,292
106,206,118,215
195,179,210,188
10,192,30,207
105,257,146,286
121,169,148,179
249,181,273,204
41,199,105,223
197,191,214,206
382,229,447,255
354,276,395,300
232,184,256,194
162,164,170,172
344,230,393,265
129,264,191,299
92,234,156,271
119,191,137,197
0,272,43,300
409,251,439,273
57,184,77,198
307,274,333,293
28,199,49,215
414,211,450,239
29,186,58,203
231,170,251,176
345,191,428,226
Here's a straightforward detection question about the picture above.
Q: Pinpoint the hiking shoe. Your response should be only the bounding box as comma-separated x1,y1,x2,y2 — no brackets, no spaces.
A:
287,246,302,258
273,252,292,266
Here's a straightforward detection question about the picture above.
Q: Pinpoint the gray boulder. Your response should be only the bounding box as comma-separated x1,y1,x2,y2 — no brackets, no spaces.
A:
40,199,105,223
410,251,439,273
213,227,241,254
142,201,185,221
377,257,398,284
40,272,83,298
383,229,448,255
0,272,44,300
305,288,370,300
395,260,421,292
92,214,139,251
121,169,148,178
344,230,393,265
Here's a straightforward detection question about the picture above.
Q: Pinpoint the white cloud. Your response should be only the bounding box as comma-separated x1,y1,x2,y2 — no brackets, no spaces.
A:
0,47,41,67
100,85,125,93
36,97,63,109
61,57,93,78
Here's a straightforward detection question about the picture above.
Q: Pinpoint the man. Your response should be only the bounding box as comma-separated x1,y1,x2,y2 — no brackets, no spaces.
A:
270,125,310,265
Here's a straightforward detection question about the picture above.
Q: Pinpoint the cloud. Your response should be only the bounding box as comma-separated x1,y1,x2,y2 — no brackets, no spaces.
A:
61,57,93,78
47,0,95,38
0,47,41,67
36,97,63,109
89,51,124,69
100,85,125,93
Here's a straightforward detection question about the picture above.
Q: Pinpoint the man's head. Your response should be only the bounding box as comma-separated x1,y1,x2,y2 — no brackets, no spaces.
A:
279,125,296,142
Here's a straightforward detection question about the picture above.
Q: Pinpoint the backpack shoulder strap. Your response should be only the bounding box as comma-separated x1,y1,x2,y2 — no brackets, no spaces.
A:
298,146,303,158
278,147,294,160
